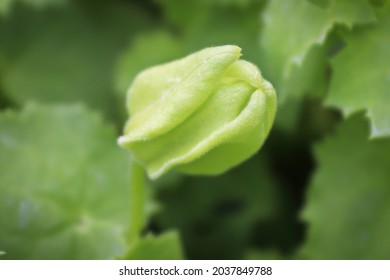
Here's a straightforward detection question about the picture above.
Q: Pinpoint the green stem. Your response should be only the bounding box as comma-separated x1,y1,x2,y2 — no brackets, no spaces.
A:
129,161,145,243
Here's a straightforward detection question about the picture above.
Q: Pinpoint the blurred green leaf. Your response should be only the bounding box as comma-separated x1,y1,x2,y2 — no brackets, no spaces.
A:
205,0,258,8
245,249,282,260
0,104,131,259
156,0,264,64
154,155,281,259
0,1,152,119
261,0,375,133
17,0,66,6
0,0,66,16
274,44,328,132
125,231,183,260
261,0,375,94
115,30,184,97
307,0,330,8
0,0,12,15
300,114,390,259
326,3,390,138
280,44,328,101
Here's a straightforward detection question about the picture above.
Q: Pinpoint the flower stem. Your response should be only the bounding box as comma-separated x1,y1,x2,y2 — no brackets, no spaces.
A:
129,161,145,243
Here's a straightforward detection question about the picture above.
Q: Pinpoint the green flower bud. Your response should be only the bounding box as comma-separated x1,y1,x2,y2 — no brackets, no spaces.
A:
118,45,276,179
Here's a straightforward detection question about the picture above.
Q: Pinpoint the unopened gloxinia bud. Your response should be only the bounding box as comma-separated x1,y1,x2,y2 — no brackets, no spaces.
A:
118,45,276,179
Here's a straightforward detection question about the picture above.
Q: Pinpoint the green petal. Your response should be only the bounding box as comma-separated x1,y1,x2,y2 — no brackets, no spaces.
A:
123,45,241,141
119,45,276,179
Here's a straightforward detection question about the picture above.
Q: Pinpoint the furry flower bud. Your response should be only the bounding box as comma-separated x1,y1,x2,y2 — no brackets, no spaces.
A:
118,45,276,179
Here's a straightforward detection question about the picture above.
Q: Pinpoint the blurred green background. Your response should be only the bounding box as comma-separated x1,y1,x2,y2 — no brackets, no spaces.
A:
0,0,389,260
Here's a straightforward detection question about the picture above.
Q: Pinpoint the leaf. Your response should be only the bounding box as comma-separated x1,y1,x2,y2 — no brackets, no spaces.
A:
326,4,390,138
245,249,282,260
202,0,258,8
307,0,330,8
300,114,390,259
115,30,185,97
261,0,376,133
155,0,264,64
261,0,376,96
17,0,66,7
125,231,184,260
154,0,202,33
154,155,281,259
280,44,328,102
0,0,66,16
0,1,152,119
0,104,131,259
274,44,328,132
0,0,12,15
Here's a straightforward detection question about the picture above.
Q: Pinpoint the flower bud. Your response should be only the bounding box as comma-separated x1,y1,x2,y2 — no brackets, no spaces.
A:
118,45,276,179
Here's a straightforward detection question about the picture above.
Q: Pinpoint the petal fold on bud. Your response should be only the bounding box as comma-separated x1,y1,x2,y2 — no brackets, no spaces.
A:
119,45,276,179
